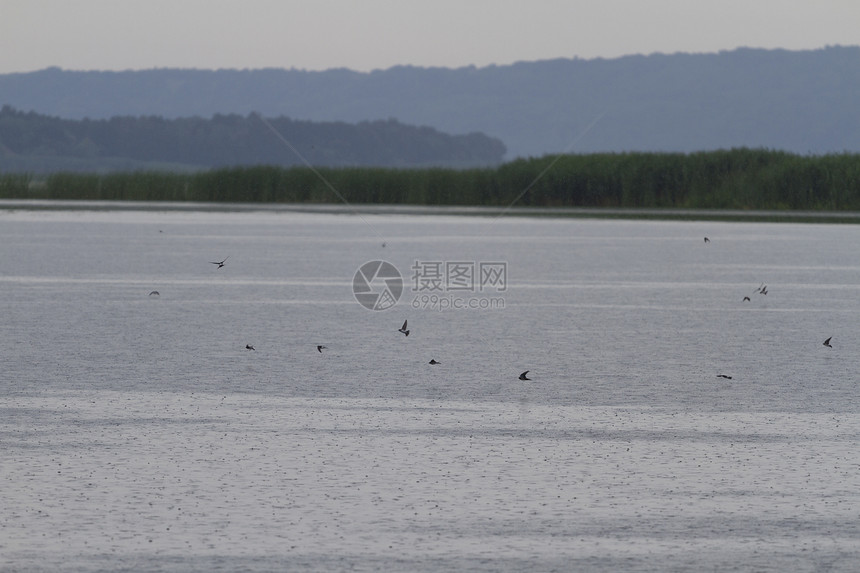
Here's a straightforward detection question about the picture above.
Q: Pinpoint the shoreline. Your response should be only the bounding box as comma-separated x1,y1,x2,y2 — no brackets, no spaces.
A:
3,199,860,223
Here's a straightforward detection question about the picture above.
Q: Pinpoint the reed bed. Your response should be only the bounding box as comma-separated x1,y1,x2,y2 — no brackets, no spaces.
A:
4,149,860,211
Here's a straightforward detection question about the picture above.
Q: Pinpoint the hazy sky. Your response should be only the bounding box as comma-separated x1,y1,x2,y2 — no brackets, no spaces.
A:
1,0,858,73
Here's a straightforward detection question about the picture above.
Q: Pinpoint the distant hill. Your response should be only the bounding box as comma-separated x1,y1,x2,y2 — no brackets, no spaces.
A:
1,46,860,159
0,107,506,173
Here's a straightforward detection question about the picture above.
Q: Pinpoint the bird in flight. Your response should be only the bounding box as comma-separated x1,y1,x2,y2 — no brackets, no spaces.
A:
823,337,833,348
704,237,710,243
149,290,160,296
716,374,732,379
210,256,229,269
398,320,410,337
245,344,255,351
317,345,327,353
519,371,531,381
429,359,440,365
743,296,750,302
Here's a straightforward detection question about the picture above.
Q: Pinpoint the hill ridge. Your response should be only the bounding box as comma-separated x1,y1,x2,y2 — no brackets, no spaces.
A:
2,46,859,158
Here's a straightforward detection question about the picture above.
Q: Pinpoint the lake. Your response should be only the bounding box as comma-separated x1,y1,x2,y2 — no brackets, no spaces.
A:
2,203,859,571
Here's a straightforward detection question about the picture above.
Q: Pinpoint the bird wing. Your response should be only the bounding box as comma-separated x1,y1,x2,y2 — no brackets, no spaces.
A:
824,337,832,345
401,320,408,330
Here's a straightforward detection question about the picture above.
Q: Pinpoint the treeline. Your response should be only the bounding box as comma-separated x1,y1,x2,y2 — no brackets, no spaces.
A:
0,106,506,172
3,148,860,210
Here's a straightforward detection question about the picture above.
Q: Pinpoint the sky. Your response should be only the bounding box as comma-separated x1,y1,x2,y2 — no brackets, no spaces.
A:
1,0,859,74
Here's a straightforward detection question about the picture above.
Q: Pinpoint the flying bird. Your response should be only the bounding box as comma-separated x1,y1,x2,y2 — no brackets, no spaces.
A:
717,374,732,379
398,320,410,337
245,344,255,351
704,237,710,243
519,371,531,381
823,337,833,348
429,359,440,365
149,290,160,296
317,345,327,353
210,256,229,269
743,296,750,302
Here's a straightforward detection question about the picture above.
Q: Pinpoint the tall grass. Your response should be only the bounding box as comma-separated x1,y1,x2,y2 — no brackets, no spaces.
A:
0,173,33,198
5,148,860,210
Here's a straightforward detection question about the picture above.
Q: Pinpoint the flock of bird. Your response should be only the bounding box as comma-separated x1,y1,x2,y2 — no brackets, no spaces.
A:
177,256,535,381
152,242,834,383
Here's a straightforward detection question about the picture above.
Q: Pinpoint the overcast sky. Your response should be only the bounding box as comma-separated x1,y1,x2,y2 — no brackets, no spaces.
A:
1,0,858,74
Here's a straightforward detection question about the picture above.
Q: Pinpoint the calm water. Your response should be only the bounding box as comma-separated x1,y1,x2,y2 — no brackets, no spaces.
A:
2,204,860,571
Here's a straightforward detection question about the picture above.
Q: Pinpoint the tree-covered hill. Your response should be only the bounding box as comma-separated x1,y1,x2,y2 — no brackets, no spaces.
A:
2,47,860,158
0,106,506,173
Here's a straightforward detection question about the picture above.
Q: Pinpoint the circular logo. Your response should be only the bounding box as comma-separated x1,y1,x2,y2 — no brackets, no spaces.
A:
352,260,403,311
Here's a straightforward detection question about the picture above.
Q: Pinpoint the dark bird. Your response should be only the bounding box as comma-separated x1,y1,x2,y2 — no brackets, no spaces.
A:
398,320,410,337
519,371,531,381
245,344,255,351
429,359,440,365
743,296,750,302
210,256,229,269
823,337,833,348
704,237,710,243
317,345,327,353
759,285,768,295
717,374,733,379
149,290,160,296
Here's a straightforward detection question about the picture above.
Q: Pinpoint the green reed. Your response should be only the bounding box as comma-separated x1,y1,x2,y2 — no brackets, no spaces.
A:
4,148,860,211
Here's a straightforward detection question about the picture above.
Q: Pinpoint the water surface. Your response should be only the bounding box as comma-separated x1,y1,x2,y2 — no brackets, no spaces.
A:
2,205,859,571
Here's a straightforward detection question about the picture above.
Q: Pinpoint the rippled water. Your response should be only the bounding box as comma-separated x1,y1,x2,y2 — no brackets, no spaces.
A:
2,205,860,571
